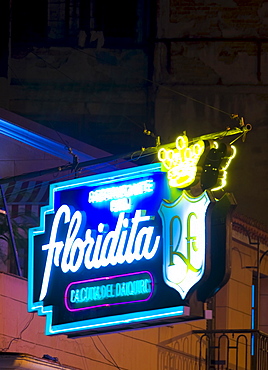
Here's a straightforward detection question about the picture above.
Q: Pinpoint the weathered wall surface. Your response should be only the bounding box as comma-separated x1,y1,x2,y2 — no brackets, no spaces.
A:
1,224,267,369
6,47,150,155
0,0,267,227
0,272,207,370
0,0,154,155
155,0,268,227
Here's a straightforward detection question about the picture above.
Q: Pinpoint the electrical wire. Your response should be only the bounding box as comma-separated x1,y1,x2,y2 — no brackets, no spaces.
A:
7,42,246,190
8,64,28,91
4,40,251,217
90,337,122,369
3,30,254,370
0,149,156,204
75,336,126,370
144,78,233,117
1,312,34,351
73,339,90,370
30,50,76,82
96,335,121,370
8,38,237,145
1,332,129,370
72,45,234,118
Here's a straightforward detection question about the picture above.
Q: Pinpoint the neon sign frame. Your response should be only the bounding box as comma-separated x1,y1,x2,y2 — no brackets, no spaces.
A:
28,163,196,335
28,162,233,337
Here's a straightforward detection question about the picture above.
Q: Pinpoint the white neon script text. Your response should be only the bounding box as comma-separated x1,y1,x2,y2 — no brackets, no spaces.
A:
39,205,160,301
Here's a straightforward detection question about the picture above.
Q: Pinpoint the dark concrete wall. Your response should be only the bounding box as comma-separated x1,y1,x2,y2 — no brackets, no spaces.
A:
0,0,154,154
0,0,267,227
154,0,268,227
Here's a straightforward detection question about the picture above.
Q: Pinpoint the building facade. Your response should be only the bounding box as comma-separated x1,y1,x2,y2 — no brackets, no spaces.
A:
0,110,267,369
1,207,268,369
0,1,268,369
0,0,268,227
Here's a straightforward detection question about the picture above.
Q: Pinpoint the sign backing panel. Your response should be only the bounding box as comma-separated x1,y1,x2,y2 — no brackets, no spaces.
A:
28,163,229,336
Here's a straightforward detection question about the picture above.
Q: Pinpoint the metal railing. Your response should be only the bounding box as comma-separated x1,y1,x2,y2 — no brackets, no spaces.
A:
192,329,268,370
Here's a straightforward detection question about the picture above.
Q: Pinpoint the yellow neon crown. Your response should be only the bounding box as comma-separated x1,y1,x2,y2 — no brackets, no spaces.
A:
158,135,205,188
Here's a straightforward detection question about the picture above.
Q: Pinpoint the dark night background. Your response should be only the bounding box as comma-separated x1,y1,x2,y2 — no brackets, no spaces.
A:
0,0,268,228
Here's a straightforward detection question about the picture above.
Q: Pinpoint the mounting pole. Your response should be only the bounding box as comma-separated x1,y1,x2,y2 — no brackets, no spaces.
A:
0,185,22,276
0,123,252,186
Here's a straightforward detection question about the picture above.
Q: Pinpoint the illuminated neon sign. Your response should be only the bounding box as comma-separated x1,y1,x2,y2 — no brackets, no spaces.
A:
159,191,210,299
158,134,236,192
88,179,154,212
211,144,236,191
65,271,153,311
158,135,205,188
28,163,235,336
39,207,160,301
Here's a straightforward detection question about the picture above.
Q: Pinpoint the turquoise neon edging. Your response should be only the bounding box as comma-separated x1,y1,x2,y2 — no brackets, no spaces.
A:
28,291,187,336
28,163,164,334
45,305,187,335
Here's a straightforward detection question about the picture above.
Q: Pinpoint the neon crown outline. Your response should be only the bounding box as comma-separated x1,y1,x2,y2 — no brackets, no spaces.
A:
158,134,236,191
158,135,205,188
